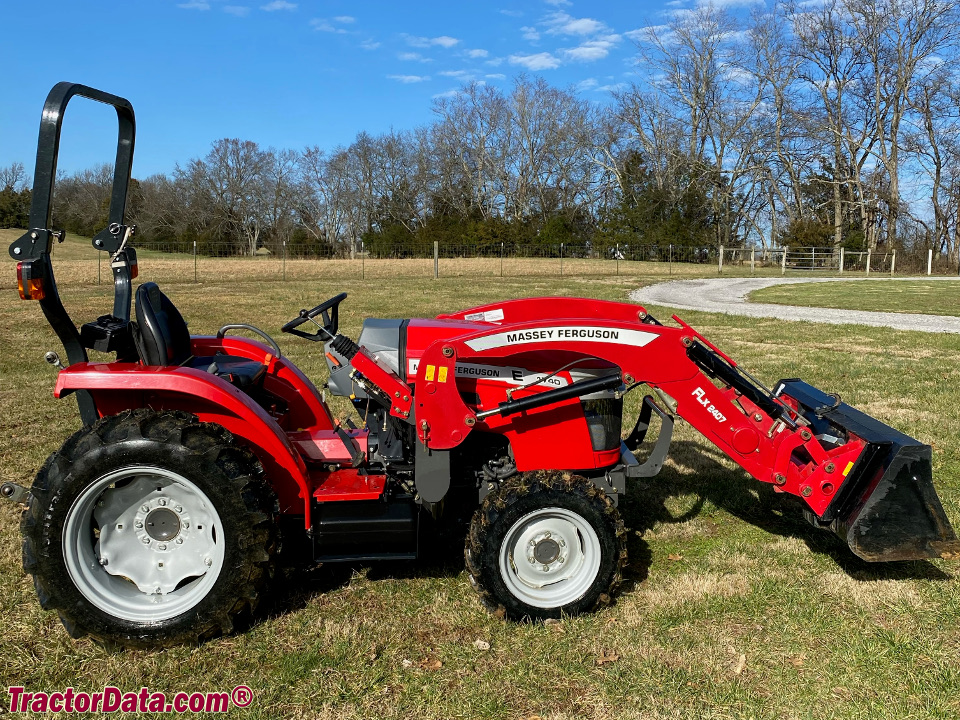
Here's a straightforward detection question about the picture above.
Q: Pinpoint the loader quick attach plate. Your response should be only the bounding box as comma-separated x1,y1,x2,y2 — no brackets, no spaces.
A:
776,380,960,562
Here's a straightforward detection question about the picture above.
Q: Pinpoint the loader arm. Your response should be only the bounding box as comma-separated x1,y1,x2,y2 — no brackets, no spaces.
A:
413,314,847,515
409,305,960,562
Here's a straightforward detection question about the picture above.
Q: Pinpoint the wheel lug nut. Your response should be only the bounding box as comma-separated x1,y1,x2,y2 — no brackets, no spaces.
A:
158,543,167,550
204,557,212,567
155,586,162,594
142,537,151,545
175,505,182,513
183,522,190,529
528,557,536,564
175,538,183,545
141,504,150,512
99,557,108,566
135,521,143,528
544,532,551,539
158,498,167,506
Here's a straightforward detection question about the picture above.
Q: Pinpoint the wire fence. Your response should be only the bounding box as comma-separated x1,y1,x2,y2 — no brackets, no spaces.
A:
25,241,960,289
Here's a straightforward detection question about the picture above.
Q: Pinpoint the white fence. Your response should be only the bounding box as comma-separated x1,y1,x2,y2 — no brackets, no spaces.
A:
718,246,947,276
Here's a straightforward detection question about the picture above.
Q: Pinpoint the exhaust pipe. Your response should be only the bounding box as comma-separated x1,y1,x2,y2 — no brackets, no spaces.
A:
776,380,960,562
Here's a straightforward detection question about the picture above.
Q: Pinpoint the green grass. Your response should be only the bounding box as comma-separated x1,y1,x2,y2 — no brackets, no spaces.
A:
751,279,960,317
2,257,960,719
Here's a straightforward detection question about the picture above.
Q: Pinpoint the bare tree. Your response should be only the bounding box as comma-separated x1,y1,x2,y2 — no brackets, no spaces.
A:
196,139,272,255
297,146,354,252
431,82,509,218
0,162,27,191
847,0,960,245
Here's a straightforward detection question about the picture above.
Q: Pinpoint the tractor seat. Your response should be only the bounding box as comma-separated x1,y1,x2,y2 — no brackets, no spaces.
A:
134,282,266,388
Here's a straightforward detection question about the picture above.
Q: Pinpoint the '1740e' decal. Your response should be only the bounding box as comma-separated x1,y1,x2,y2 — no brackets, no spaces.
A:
407,359,616,389
409,359,568,387
463,326,658,352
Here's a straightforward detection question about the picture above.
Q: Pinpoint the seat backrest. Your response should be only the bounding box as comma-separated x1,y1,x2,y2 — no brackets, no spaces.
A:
135,282,191,366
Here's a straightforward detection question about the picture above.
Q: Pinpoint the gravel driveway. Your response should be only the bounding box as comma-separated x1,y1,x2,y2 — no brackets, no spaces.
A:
629,276,960,334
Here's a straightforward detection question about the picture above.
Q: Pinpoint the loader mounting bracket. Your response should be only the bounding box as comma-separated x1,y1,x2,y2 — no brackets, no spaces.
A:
602,397,676,505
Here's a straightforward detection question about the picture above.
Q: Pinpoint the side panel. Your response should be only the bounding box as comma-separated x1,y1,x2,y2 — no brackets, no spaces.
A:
55,363,313,526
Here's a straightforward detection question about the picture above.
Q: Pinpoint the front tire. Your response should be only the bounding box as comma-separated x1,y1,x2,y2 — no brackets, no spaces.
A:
21,409,277,649
465,471,626,620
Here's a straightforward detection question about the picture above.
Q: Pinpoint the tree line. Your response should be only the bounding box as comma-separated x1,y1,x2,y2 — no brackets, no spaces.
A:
4,0,960,263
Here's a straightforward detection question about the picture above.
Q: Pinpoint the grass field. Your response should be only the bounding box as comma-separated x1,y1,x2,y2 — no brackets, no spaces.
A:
751,279,960,317
2,239,960,719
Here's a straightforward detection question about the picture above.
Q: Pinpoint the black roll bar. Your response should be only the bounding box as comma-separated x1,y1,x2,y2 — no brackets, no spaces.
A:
8,83,137,426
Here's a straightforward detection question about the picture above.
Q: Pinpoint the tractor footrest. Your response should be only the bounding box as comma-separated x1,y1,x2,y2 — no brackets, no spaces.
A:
311,469,385,502
290,429,369,466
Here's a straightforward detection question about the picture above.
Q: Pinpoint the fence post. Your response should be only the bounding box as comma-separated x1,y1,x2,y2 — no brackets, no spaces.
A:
500,242,504,278
750,247,755,275
890,248,896,276
97,252,101,285
669,244,673,275
560,243,564,277
616,244,620,276
193,240,197,283
718,245,724,274
282,241,286,281
866,249,871,276
433,241,439,279
361,240,365,280
839,247,844,274
928,248,933,276
781,245,788,276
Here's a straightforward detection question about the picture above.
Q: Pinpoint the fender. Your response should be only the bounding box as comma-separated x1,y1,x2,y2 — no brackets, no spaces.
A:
54,363,313,527
190,335,335,431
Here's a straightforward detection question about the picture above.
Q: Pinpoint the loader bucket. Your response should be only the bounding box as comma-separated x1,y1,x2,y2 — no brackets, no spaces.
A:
776,380,960,562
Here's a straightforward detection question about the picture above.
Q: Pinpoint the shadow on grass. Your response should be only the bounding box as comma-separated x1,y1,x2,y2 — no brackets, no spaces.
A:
260,437,951,625
261,520,472,622
622,439,952,583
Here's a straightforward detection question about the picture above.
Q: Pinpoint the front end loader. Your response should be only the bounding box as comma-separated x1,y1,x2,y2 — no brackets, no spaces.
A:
4,83,959,649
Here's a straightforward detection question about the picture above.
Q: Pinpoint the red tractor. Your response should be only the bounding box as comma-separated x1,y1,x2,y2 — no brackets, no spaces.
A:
6,84,960,649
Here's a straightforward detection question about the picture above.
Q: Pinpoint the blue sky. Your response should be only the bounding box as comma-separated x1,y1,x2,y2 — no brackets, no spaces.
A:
1,0,699,179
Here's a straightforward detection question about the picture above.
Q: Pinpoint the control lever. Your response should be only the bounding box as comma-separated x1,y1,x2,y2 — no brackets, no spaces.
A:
334,423,365,468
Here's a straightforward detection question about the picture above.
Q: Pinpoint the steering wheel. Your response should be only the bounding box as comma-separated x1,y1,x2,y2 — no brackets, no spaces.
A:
282,292,347,342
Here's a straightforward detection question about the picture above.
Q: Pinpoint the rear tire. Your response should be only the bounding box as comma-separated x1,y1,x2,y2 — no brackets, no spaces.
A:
21,409,277,649
465,471,626,620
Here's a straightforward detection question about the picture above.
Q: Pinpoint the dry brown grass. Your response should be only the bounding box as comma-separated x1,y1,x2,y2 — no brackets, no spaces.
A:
1,240,960,718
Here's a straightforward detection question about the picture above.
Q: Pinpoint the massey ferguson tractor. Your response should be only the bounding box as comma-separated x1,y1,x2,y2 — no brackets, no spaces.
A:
5,83,960,649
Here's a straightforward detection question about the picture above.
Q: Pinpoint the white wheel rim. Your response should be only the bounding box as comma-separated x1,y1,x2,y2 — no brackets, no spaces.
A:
498,507,602,609
62,466,225,623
